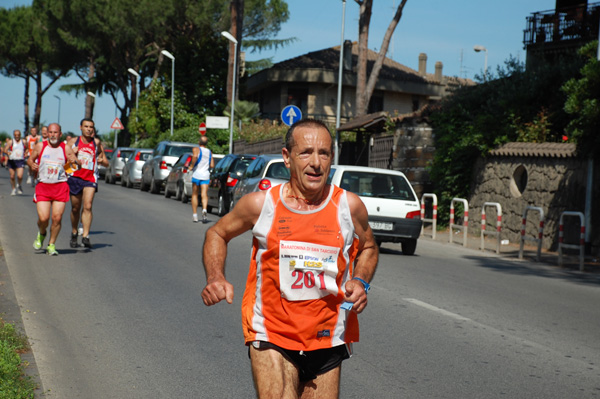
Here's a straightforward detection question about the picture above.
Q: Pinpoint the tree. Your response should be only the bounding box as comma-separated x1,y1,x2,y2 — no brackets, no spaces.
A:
562,40,600,157
354,0,408,117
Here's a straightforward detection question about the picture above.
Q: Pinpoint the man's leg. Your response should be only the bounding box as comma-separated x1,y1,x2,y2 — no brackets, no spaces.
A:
8,167,16,190
201,184,209,212
16,167,24,188
192,183,199,215
298,367,341,399
70,193,82,234
34,201,51,250
48,201,66,245
249,345,301,399
80,187,96,237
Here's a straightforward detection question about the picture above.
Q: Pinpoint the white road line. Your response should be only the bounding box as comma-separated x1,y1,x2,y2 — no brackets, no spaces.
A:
403,298,471,321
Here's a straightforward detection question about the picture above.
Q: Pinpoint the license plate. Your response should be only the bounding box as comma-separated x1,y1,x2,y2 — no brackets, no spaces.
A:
369,221,393,231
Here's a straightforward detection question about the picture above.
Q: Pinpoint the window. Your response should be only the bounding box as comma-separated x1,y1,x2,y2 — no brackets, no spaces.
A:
339,171,415,201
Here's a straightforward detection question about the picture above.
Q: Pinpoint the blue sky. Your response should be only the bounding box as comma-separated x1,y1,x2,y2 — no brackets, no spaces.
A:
0,0,555,136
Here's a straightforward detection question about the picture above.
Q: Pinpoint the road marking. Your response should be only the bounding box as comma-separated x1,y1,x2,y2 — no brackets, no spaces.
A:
403,298,471,321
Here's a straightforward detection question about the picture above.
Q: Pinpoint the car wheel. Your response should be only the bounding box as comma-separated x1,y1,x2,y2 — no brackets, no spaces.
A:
164,184,172,198
401,239,417,256
105,172,110,183
217,194,226,216
175,183,182,201
120,175,127,187
140,177,149,192
126,176,133,188
150,178,160,194
229,197,235,212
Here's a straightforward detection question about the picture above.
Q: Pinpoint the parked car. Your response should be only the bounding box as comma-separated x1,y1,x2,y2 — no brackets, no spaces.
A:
232,154,289,207
97,148,114,180
105,147,137,184
140,141,198,194
121,148,153,188
164,153,193,200
207,153,257,215
328,165,422,255
181,153,224,204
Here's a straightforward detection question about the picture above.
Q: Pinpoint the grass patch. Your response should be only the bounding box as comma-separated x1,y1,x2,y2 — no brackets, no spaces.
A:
0,319,35,398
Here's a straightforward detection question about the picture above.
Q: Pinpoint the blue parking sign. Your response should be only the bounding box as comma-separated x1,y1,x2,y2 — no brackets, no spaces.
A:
281,105,302,126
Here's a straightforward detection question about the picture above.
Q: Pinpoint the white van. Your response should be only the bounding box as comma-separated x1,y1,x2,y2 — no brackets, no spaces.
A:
328,165,422,255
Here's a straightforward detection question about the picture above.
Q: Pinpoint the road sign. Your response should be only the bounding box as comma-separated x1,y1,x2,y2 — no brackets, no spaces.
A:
281,105,302,126
199,122,206,135
206,116,229,129
110,117,124,130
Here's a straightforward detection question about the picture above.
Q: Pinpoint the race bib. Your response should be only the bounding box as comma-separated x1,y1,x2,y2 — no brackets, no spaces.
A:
78,150,94,170
279,240,340,301
39,160,66,182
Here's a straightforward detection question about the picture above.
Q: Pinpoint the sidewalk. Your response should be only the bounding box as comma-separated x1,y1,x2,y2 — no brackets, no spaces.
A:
418,226,600,274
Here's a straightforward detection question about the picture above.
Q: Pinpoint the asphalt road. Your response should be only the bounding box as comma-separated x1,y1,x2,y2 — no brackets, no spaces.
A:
1,167,600,398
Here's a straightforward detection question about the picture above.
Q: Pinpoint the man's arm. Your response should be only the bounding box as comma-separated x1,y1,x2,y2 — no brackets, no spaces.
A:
95,139,109,167
343,191,379,314
189,147,199,172
26,142,42,171
201,190,266,306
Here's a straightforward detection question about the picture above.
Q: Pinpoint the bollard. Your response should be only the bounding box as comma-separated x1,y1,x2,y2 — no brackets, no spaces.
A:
481,202,502,254
420,193,438,240
449,198,468,247
519,206,545,262
558,211,585,271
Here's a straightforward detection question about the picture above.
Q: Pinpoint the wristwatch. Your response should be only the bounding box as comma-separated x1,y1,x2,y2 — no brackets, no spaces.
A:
352,277,370,294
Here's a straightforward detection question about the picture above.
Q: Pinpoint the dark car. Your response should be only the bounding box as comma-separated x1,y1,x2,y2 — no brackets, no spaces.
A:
207,153,257,216
164,153,193,200
232,154,289,207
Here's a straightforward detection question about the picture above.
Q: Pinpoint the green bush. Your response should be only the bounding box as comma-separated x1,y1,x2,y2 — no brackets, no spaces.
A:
0,321,35,399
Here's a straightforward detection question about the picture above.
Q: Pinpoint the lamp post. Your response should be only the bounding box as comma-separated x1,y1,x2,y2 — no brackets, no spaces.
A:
335,0,346,165
221,31,238,154
473,45,488,78
161,50,175,136
53,95,61,124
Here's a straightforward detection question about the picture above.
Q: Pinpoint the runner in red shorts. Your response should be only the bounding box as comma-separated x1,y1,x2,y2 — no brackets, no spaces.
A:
27,123,79,255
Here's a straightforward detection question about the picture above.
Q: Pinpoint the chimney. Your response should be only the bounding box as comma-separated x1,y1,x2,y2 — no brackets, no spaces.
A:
418,53,427,75
343,40,353,71
435,61,443,82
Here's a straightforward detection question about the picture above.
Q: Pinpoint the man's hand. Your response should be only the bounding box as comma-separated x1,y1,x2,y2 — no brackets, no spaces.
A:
201,277,234,306
343,279,369,314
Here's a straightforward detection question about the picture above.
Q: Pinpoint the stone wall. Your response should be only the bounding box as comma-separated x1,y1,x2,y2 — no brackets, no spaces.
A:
468,151,599,252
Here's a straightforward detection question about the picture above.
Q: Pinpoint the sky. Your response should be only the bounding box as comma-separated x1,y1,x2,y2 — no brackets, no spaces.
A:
0,0,556,137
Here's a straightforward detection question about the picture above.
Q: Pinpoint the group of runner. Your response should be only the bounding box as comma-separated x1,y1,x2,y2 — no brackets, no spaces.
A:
4,119,109,255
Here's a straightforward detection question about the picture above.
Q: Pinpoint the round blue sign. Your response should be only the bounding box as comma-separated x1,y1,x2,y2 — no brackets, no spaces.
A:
281,105,302,126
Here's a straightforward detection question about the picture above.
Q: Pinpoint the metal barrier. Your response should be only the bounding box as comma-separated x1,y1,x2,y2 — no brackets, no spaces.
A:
481,202,502,254
420,193,438,240
558,211,586,271
449,198,468,247
519,206,545,262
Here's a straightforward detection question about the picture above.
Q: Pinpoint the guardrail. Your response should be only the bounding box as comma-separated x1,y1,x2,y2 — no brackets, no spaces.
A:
481,202,502,254
519,206,545,262
449,198,468,247
558,211,585,271
420,193,438,240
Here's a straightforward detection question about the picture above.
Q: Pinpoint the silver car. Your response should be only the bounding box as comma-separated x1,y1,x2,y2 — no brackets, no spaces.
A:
105,147,136,184
121,149,153,188
232,154,289,207
140,141,198,194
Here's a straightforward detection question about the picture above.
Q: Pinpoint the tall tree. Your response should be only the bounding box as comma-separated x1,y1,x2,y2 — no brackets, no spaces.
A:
354,0,408,117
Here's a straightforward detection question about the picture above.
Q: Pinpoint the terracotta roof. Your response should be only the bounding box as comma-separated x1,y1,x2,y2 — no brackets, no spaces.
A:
337,111,388,132
390,103,439,123
273,42,438,85
489,142,577,158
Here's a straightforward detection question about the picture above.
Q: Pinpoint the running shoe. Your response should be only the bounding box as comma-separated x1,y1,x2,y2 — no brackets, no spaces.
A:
46,244,58,256
70,233,78,248
26,176,31,184
16,185,23,195
82,237,92,249
11,189,16,196
193,214,199,223
33,232,46,250
202,210,208,224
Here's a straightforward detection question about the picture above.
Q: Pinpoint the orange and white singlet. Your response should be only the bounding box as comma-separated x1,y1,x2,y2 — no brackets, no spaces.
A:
242,184,360,351
37,141,68,184
27,136,38,154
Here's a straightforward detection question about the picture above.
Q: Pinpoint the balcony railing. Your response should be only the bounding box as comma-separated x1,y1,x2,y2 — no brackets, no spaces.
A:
523,2,600,48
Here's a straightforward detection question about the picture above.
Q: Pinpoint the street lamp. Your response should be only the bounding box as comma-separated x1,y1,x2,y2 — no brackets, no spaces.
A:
86,91,96,98
221,31,238,154
473,45,488,77
161,50,175,136
335,0,346,165
53,95,61,124
127,68,140,122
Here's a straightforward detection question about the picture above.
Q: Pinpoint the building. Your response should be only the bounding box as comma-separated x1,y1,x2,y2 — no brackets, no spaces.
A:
244,41,472,125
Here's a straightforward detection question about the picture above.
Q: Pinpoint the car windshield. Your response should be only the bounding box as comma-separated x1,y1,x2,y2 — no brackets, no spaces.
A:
265,162,290,179
338,171,416,201
166,145,196,157
231,158,254,176
104,150,114,160
119,150,134,160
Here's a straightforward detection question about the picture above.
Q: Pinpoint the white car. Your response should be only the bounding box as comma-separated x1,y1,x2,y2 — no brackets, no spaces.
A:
328,165,422,255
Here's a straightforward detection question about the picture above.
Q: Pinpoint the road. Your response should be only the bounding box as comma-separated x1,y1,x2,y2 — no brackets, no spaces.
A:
1,167,600,398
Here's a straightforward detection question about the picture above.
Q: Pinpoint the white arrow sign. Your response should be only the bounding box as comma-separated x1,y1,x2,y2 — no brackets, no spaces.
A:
281,105,302,126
